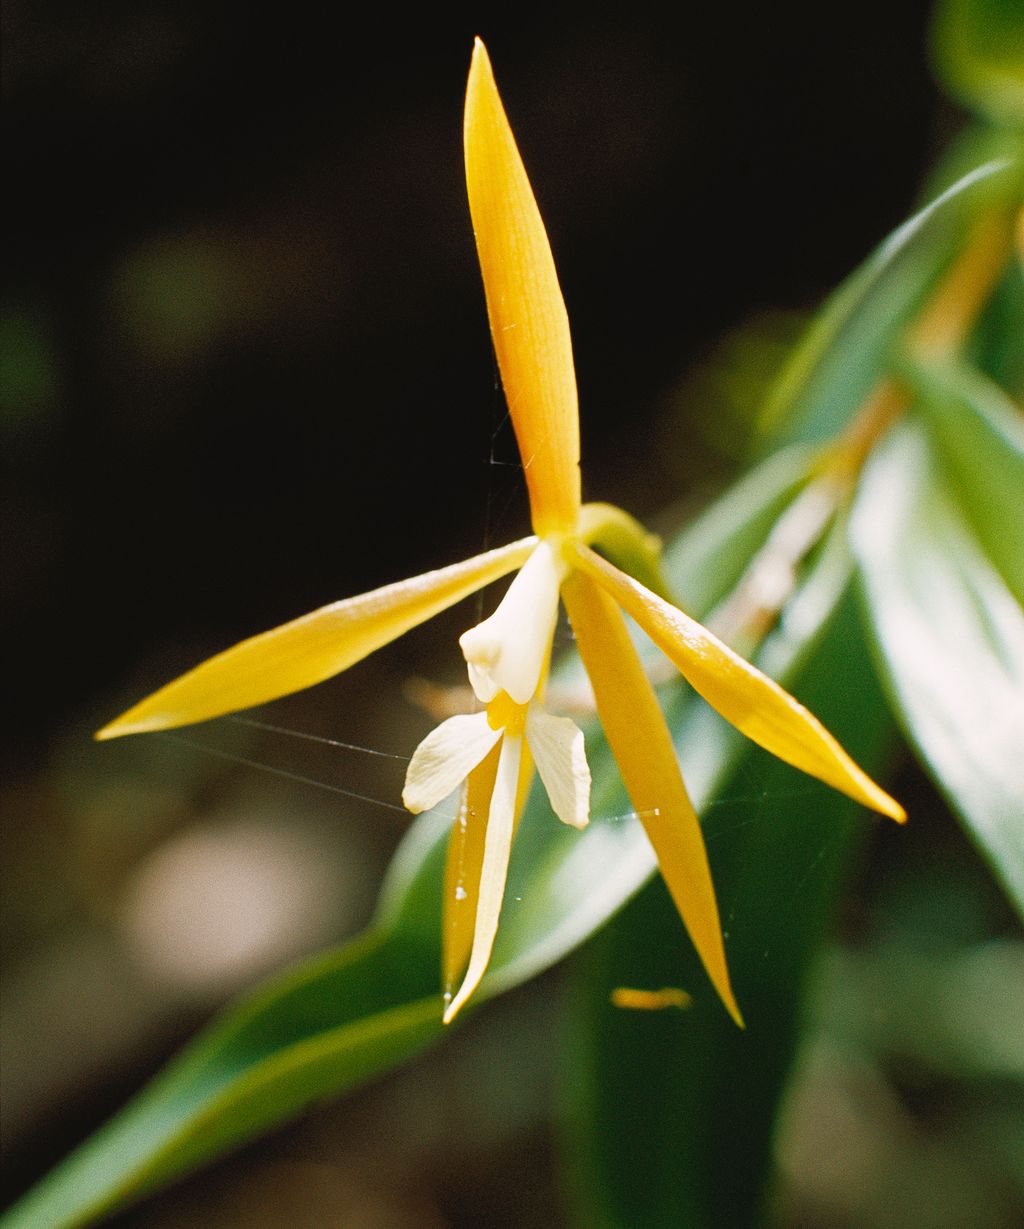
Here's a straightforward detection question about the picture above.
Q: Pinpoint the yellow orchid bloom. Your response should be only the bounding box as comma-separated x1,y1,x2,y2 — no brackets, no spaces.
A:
97,38,904,1028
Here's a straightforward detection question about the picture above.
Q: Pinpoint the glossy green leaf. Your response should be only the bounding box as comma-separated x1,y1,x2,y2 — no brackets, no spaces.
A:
933,0,1024,129
0,445,825,1229
852,422,1024,916
760,158,1019,445
908,356,1024,602
560,586,899,1229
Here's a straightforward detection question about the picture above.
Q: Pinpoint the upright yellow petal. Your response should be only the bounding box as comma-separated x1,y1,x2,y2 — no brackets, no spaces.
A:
561,570,743,1027
571,543,906,822
464,38,581,536
97,537,536,739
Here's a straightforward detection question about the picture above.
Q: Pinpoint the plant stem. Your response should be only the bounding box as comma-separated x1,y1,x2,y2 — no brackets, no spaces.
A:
713,210,1015,650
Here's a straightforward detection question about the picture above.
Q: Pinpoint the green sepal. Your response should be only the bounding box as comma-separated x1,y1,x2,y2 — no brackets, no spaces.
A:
577,501,672,599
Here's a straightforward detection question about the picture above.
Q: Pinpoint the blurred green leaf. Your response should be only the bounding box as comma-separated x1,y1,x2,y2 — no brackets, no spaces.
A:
823,937,1024,1084
921,120,1024,200
0,304,59,434
968,257,1024,394
559,566,900,1229
851,422,1024,917
908,356,1024,602
1,444,825,1229
933,0,1024,129
760,159,1019,445
1,930,445,1229
660,444,814,613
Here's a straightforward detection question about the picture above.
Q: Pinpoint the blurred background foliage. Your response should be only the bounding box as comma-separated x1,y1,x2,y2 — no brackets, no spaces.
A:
2,2,1021,1227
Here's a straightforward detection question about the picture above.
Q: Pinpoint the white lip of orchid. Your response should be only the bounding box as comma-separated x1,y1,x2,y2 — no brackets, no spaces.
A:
402,686,591,1025
459,539,567,705
402,697,590,829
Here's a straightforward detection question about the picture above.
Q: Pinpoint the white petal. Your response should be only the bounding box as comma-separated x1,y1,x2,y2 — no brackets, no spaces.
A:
459,541,565,705
402,713,502,814
444,733,521,1022
525,707,591,829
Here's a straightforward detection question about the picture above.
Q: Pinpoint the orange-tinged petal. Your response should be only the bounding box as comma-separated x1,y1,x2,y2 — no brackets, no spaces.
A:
464,38,581,536
442,734,534,1002
444,733,522,1022
514,738,535,830
97,537,536,739
561,570,743,1027
443,739,501,1001
571,543,906,822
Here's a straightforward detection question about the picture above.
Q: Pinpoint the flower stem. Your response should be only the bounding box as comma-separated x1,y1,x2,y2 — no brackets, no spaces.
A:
712,208,1015,651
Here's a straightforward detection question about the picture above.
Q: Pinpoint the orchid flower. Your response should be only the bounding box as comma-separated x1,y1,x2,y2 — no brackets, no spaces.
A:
98,39,904,1027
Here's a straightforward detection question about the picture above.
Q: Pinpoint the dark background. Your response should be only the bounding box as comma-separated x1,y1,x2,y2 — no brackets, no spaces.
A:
10,4,1000,1227
2,0,940,765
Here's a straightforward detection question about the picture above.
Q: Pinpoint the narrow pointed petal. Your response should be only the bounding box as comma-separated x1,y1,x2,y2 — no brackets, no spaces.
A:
571,543,906,822
561,570,743,1027
444,733,522,1023
402,713,502,815
443,740,502,1000
464,39,581,536
442,732,531,1002
525,706,590,829
96,537,536,740
442,737,531,1000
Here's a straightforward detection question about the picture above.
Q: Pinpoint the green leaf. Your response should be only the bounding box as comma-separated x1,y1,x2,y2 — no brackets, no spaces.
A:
933,0,1024,129
908,356,1024,602
660,444,815,613
760,158,1020,445
560,587,899,1229
851,422,1024,917
969,256,1024,395
2,929,445,1229
1,446,826,1229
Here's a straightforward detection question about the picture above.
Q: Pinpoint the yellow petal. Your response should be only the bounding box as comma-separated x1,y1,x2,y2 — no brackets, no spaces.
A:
443,739,501,1002
561,570,743,1027
464,38,581,536
570,543,906,822
442,732,535,1008
514,737,535,832
444,733,522,1023
97,537,536,739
